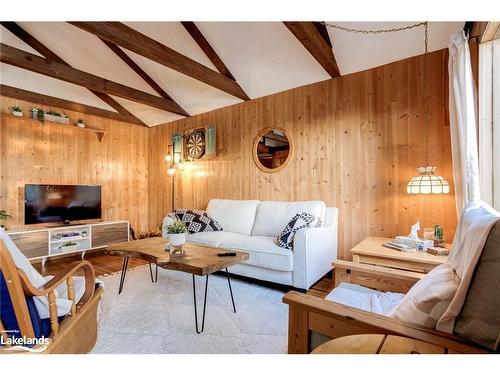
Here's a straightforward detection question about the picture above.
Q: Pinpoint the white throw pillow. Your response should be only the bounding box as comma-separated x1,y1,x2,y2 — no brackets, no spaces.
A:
388,263,459,328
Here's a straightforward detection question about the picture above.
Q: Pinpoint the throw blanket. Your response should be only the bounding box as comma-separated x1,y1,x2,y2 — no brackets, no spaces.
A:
436,199,500,333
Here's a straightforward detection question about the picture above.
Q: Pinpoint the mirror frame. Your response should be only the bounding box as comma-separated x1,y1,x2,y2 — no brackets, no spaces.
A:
252,127,293,173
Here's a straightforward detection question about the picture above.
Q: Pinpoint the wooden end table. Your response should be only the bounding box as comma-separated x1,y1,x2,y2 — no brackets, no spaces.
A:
312,334,446,354
106,237,249,334
350,236,449,274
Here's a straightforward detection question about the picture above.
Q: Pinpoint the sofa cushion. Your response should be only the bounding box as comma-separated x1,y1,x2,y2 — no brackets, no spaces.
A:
187,231,247,248
454,221,500,351
220,234,293,272
206,199,260,235
251,200,326,237
326,282,405,315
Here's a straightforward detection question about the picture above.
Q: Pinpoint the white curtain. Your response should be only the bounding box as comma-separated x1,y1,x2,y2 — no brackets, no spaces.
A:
448,31,481,215
478,38,500,211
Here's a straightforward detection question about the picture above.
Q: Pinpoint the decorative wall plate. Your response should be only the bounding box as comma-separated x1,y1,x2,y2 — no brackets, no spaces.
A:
185,130,206,160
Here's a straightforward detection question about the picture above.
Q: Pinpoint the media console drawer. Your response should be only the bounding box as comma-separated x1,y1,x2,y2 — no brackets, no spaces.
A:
9,230,49,259
92,222,129,248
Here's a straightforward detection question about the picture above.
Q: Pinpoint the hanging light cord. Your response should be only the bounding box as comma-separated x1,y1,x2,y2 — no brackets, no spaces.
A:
322,21,431,167
423,22,430,167
320,21,427,35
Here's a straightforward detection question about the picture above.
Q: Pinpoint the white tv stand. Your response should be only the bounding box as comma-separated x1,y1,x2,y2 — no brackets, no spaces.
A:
7,220,129,264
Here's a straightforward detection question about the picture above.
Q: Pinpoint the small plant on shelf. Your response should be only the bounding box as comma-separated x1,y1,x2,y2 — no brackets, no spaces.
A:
31,108,45,125
9,104,23,117
0,210,12,229
60,241,78,252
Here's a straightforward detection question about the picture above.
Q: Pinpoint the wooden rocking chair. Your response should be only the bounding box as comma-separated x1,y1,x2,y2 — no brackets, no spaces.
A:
284,208,500,354
0,232,104,354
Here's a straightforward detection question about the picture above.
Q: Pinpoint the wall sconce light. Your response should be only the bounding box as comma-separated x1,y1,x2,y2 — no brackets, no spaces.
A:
167,166,176,176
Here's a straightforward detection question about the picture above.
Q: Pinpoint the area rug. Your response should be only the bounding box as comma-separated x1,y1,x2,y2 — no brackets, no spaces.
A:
91,266,288,354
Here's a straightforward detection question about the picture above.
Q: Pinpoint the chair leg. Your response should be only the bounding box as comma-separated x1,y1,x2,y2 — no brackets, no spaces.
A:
118,256,129,294
155,263,158,283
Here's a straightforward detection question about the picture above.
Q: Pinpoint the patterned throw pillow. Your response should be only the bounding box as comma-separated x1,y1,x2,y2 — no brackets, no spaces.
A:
174,209,223,234
277,212,316,250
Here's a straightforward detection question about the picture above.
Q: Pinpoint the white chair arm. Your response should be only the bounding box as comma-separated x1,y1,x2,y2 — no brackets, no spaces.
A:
292,224,338,290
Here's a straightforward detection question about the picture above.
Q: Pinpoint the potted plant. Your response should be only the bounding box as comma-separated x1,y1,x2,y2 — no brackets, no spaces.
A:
0,210,11,229
9,105,23,117
75,118,86,128
31,108,45,124
166,220,187,247
60,241,78,253
45,110,70,124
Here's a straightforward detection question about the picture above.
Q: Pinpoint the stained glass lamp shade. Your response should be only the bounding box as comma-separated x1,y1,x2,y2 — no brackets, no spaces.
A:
407,166,450,194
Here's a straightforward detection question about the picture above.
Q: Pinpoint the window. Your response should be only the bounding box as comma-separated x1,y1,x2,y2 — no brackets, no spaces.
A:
479,37,500,210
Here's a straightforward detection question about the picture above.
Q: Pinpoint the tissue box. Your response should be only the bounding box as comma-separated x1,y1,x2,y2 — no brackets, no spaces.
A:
394,236,434,252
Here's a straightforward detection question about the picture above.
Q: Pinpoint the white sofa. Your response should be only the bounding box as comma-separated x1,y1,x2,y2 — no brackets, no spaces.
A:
162,199,338,290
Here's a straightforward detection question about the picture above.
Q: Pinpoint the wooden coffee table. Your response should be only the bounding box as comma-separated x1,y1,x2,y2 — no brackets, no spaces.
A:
106,237,249,333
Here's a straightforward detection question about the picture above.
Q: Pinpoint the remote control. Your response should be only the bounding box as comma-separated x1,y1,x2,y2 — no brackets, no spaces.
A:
217,251,237,257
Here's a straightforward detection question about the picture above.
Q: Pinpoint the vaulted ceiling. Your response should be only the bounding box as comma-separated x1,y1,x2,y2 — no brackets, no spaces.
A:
0,22,464,127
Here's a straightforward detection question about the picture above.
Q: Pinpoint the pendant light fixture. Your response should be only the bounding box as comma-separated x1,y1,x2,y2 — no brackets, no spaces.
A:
321,22,450,194
406,22,450,194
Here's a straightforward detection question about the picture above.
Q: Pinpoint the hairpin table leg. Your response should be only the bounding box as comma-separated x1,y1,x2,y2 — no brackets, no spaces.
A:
192,274,209,334
225,268,236,313
118,256,129,294
148,262,154,283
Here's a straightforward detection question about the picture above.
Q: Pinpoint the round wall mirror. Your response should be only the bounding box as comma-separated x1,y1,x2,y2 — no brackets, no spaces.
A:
252,127,292,173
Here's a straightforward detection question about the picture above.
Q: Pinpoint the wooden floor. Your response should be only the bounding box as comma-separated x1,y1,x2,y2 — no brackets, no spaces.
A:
33,250,335,298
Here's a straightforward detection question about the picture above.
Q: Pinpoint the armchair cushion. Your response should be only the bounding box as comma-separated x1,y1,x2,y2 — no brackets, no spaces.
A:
1,228,95,320
325,282,404,315
455,221,500,351
388,263,459,328
1,271,52,341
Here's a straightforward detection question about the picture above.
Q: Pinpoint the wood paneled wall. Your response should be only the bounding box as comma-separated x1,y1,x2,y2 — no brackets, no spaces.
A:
148,50,457,259
0,98,150,233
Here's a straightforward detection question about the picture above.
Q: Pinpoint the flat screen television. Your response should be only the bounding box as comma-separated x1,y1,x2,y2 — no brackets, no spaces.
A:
24,184,101,224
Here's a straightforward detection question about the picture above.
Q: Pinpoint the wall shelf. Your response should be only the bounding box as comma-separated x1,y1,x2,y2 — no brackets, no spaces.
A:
1,113,106,142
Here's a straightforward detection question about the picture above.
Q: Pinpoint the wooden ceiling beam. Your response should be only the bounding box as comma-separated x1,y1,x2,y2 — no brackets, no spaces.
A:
99,37,189,115
0,43,189,116
69,22,250,101
465,21,499,43
283,21,340,78
313,22,332,48
0,21,147,126
1,84,148,126
181,22,237,81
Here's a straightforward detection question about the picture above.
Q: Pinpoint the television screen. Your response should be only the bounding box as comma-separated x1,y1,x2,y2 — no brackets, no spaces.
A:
24,184,101,224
